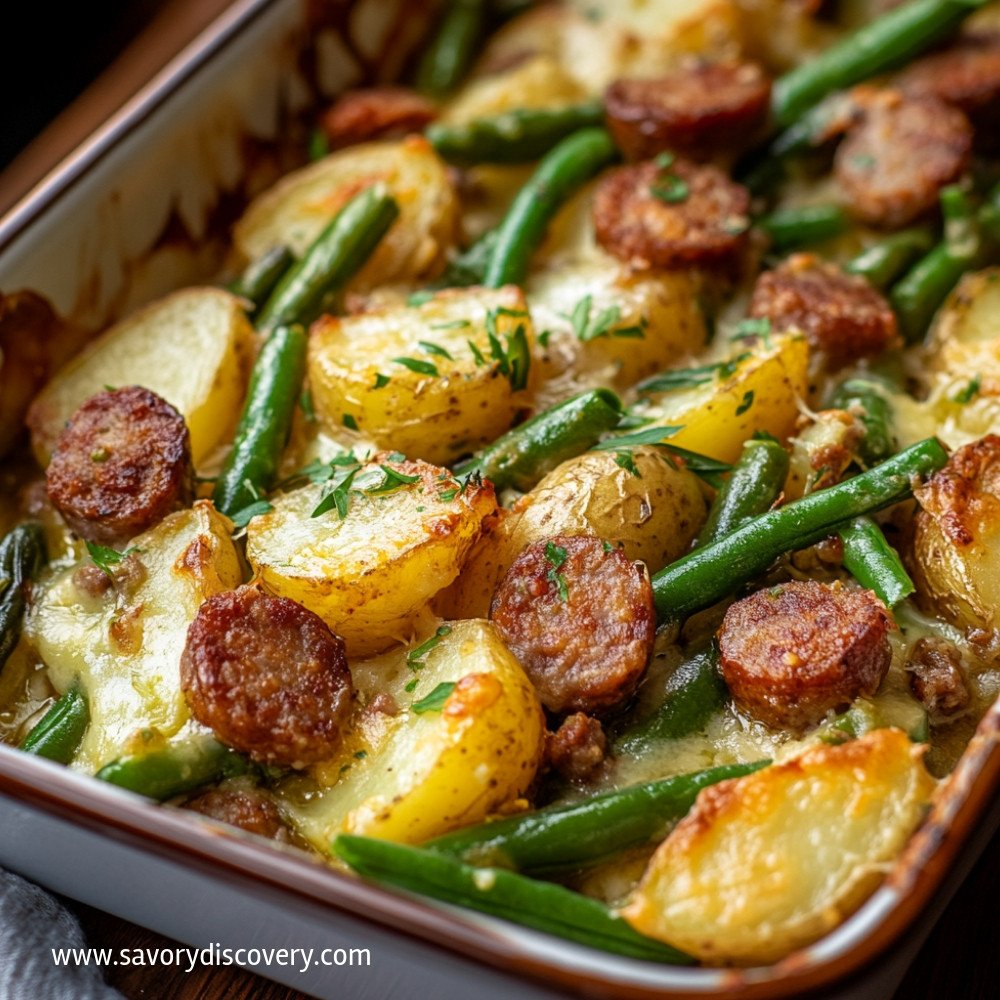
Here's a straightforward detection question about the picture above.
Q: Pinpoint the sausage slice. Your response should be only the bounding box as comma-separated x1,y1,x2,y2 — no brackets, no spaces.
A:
184,780,290,840
490,534,655,715
45,385,193,546
181,586,353,767
320,87,437,150
593,159,751,271
906,636,970,719
748,252,898,369
834,93,972,229
717,580,892,731
545,712,607,783
605,62,772,161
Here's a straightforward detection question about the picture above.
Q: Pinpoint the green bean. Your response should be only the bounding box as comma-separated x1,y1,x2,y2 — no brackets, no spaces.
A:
771,0,987,128
212,324,308,518
433,229,500,289
651,438,948,623
228,245,294,313
839,515,915,607
613,646,730,756
757,203,850,252
845,227,936,290
96,737,249,801
425,760,766,874
696,436,790,548
891,186,979,343
452,389,623,492
416,0,486,97
256,185,400,332
484,128,619,288
829,377,896,467
0,523,46,671
427,101,605,165
19,683,89,764
332,835,692,963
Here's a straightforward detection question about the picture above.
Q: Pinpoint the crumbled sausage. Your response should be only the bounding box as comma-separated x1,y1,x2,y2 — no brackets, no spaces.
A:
592,159,751,271
490,535,655,715
184,780,290,841
749,253,899,369
545,712,607,783
604,62,771,161
320,87,437,149
834,92,972,229
906,637,971,719
45,386,193,546
717,580,893,731
181,586,353,767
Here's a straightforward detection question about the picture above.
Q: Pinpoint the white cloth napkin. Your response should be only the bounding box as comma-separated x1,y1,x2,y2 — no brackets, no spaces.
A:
0,867,122,999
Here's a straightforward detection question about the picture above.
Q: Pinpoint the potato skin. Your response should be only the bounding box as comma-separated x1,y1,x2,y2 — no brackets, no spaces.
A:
622,729,936,964
438,447,707,619
246,457,497,656
912,434,1000,629
277,619,545,848
308,286,531,466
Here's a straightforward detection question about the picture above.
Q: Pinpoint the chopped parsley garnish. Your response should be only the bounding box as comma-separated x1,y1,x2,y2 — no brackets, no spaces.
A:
736,390,755,416
412,681,457,714
85,541,141,576
365,465,421,495
407,290,435,307
563,295,646,342
228,499,274,529
407,625,453,672
428,320,470,331
353,750,368,760
650,175,690,204
485,309,531,391
614,451,641,477
418,340,455,360
467,339,487,366
342,413,359,430
311,466,359,518
537,329,552,347
953,377,981,405
544,541,570,601
595,426,730,488
393,356,439,377
732,317,772,347
373,373,391,389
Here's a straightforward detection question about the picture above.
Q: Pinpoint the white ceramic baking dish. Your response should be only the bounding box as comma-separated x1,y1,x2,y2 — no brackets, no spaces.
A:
2,2,999,996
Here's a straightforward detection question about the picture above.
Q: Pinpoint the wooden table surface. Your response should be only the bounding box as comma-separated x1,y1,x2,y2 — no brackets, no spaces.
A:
4,2,999,998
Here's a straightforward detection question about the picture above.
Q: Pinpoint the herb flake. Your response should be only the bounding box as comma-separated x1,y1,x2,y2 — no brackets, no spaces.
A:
412,681,457,714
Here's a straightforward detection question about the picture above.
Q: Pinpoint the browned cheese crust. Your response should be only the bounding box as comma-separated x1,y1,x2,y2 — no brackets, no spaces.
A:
834,93,972,229
717,580,893,730
45,385,193,546
184,781,290,840
592,159,751,270
749,252,898,369
180,585,354,767
321,87,438,150
545,712,607,783
490,534,655,715
604,61,771,161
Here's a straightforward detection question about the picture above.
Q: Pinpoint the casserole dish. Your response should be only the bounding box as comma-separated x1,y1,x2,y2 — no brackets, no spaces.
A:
2,0,1000,995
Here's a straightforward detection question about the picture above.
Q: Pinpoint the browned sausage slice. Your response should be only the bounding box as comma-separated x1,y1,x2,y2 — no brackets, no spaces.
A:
593,159,751,270
717,580,892,731
321,87,438,150
834,93,972,229
896,33,1000,133
545,712,607,783
184,780,290,840
181,586,353,767
490,535,655,715
604,62,772,161
905,636,970,719
748,252,898,369
45,385,193,546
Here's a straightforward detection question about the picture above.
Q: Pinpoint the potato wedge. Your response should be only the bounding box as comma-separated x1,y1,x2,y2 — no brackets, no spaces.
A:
631,334,810,464
26,287,254,466
277,619,545,848
437,447,707,619
233,137,458,291
25,502,241,773
246,458,496,656
912,435,1000,630
622,729,935,964
308,286,533,465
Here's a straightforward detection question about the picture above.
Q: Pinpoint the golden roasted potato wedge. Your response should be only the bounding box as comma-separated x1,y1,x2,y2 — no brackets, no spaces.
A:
912,435,1000,630
278,619,545,847
26,288,254,466
25,502,241,773
632,334,810,463
246,457,496,655
438,446,707,619
233,137,458,291
308,286,533,465
622,729,935,964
